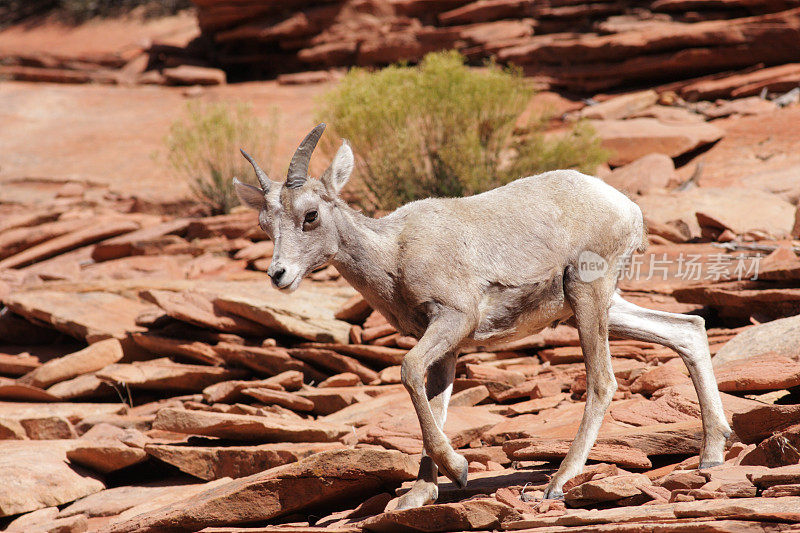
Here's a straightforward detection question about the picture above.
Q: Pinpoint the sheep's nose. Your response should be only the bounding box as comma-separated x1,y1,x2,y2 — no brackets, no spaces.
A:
270,267,286,285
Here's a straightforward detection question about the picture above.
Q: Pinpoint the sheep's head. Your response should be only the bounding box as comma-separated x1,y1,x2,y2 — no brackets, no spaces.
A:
234,123,353,291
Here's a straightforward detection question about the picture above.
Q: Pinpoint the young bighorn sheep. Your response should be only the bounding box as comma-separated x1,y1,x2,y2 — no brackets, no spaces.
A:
234,123,731,509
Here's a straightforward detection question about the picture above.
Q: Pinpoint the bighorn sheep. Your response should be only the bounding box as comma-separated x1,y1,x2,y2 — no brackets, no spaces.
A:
234,123,731,509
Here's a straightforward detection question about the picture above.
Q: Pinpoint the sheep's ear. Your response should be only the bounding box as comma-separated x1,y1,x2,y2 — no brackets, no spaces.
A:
233,178,266,210
321,140,354,195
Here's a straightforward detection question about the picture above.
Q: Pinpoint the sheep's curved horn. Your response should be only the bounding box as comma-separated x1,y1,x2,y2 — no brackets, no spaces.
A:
240,149,271,192
286,123,326,188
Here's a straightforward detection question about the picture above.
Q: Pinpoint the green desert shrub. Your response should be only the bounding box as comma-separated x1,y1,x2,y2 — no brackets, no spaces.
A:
166,101,278,215
318,51,609,212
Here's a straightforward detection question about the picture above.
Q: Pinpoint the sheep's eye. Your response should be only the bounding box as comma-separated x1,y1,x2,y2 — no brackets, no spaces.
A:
304,210,318,225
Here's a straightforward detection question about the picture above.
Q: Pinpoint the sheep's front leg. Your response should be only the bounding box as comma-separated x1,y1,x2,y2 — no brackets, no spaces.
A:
544,266,617,499
401,310,473,490
397,353,456,510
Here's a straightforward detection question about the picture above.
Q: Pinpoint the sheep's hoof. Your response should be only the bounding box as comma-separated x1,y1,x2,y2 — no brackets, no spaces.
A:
543,487,564,500
440,451,469,489
396,481,438,510
698,460,724,470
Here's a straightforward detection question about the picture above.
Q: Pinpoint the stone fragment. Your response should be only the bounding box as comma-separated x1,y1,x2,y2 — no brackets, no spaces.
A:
638,188,796,241
603,153,675,195
212,284,354,344
131,332,223,365
4,290,150,344
287,347,379,383
241,387,315,412
152,407,349,442
18,339,123,388
163,65,226,85
102,449,416,532
673,496,800,522
713,314,800,367
96,359,246,392
363,498,519,533
0,352,41,376
142,289,267,336
67,442,148,473
318,372,361,388
0,441,105,517
0,218,140,269
580,90,659,120
732,403,800,443
144,441,344,480
506,440,652,469
749,464,800,489
715,352,800,392
565,473,652,506
591,118,724,166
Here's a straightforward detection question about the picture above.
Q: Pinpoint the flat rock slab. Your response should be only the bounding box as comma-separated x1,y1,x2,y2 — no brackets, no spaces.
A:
152,407,349,442
241,388,315,412
297,343,406,367
97,359,247,392
713,314,800,367
0,440,105,517
610,384,759,428
506,441,652,469
4,290,151,343
67,441,148,474
0,217,140,269
672,283,800,322
100,478,233,528
47,373,115,401
287,348,379,384
715,352,800,392
211,283,355,344
101,449,416,533
131,332,224,366
399,468,553,504
504,503,678,530
637,187,795,241
91,218,192,261
591,118,724,166
297,385,404,416
144,441,345,480
0,352,41,376
732,403,800,443
59,481,208,518
363,498,519,532
18,338,123,388
674,496,800,522
202,372,303,403
213,343,327,383
749,464,800,488
488,412,703,456
565,473,652,506
0,402,126,420
143,289,268,336
0,379,60,402
360,405,505,454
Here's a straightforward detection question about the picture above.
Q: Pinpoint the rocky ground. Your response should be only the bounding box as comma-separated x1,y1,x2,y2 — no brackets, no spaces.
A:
0,92,799,531
2,3,800,533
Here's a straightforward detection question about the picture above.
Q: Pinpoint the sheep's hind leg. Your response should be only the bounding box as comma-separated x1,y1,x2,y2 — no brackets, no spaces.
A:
607,293,731,468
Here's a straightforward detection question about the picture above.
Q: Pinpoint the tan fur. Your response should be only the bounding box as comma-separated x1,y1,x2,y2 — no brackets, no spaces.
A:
235,130,731,509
